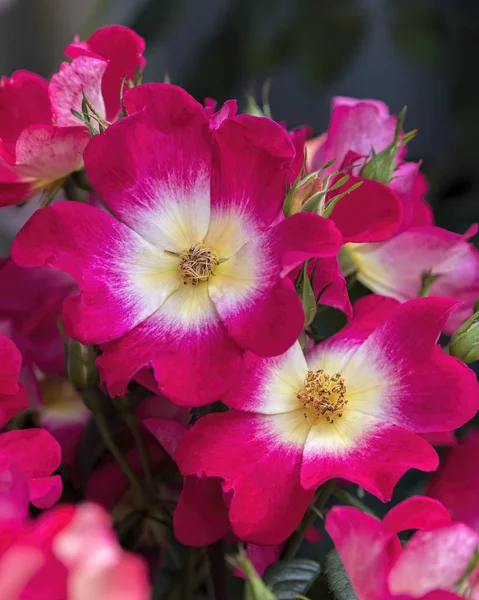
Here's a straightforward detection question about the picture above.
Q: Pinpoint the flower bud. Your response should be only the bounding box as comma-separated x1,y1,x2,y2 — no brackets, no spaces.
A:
67,340,99,389
449,311,479,364
290,177,323,215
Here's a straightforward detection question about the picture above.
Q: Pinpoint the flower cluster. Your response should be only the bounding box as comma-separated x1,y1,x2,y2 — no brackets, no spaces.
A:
1,24,479,599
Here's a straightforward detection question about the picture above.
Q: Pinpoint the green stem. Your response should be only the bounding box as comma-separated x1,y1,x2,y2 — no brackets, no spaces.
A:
122,410,154,492
181,547,196,600
208,541,230,600
91,399,145,503
283,479,336,560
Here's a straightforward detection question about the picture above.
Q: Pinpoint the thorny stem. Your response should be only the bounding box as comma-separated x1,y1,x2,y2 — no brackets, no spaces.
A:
283,479,336,560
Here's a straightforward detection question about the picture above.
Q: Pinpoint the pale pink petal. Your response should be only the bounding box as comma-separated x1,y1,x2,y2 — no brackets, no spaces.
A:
9,124,89,179
176,410,313,545
12,201,175,344
49,56,107,127
388,523,479,597
326,506,394,600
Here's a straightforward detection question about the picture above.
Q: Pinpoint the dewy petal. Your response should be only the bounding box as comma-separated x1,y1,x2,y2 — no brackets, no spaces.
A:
176,411,313,545
348,225,479,333
49,56,107,127
222,342,307,414
388,523,479,598
300,414,438,500
84,109,212,248
326,506,394,600
210,114,295,231
66,25,146,122
382,496,451,535
208,212,341,357
97,284,242,406
12,202,179,344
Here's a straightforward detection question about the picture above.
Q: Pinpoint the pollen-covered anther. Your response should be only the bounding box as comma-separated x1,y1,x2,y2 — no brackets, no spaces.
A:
297,370,348,424
178,243,219,286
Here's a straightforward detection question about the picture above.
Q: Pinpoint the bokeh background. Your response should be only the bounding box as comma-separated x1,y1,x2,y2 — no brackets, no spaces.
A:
1,0,478,242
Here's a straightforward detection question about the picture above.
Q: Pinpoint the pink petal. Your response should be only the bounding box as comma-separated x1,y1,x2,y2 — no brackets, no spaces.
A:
301,416,438,500
427,430,479,533
321,100,397,176
388,523,479,597
351,225,479,334
0,387,28,430
28,475,62,509
12,201,170,344
84,106,212,245
0,333,23,396
49,56,107,127
210,212,341,358
142,417,187,460
208,99,238,130
0,467,29,521
70,553,150,600
332,96,391,118
382,496,451,534
326,506,394,600
0,428,61,478
240,543,283,578
0,71,51,151
355,297,479,432
304,525,323,543
390,162,433,232
422,431,457,447
311,256,352,318
176,411,314,545
329,176,403,243
65,25,146,122
211,113,295,230
97,303,242,406
9,124,89,179
174,476,231,546
0,162,38,207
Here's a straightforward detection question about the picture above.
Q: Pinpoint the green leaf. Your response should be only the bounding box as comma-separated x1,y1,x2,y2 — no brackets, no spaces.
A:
231,548,276,600
297,262,317,327
325,549,358,600
244,92,266,117
263,558,321,600
418,270,441,297
39,177,67,207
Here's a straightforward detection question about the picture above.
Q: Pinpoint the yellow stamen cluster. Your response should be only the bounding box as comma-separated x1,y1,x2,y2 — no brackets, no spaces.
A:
178,243,219,286
297,370,348,424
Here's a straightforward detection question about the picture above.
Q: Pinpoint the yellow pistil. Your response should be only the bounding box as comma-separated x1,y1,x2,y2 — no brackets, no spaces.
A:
297,370,348,424
178,243,219,286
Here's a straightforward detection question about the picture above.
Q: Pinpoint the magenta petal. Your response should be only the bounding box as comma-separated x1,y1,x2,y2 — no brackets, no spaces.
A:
66,25,146,122
0,71,51,147
301,419,438,501
98,307,242,406
174,476,231,546
142,418,187,460
0,333,23,396
382,497,451,534
326,506,394,600
29,475,62,509
12,201,165,344
211,114,295,229
330,176,403,243
0,429,61,478
0,163,38,207
84,109,212,243
176,411,313,545
311,256,352,318
49,56,107,127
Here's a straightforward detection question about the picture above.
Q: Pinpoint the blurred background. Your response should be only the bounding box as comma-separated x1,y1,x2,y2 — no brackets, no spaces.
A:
0,0,478,243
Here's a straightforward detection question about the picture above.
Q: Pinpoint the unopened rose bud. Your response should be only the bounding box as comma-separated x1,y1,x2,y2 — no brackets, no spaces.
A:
449,311,479,364
67,340,99,389
290,176,323,215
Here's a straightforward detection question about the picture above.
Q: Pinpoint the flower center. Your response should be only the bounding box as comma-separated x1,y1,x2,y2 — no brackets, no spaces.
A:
297,370,348,424
178,243,219,286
